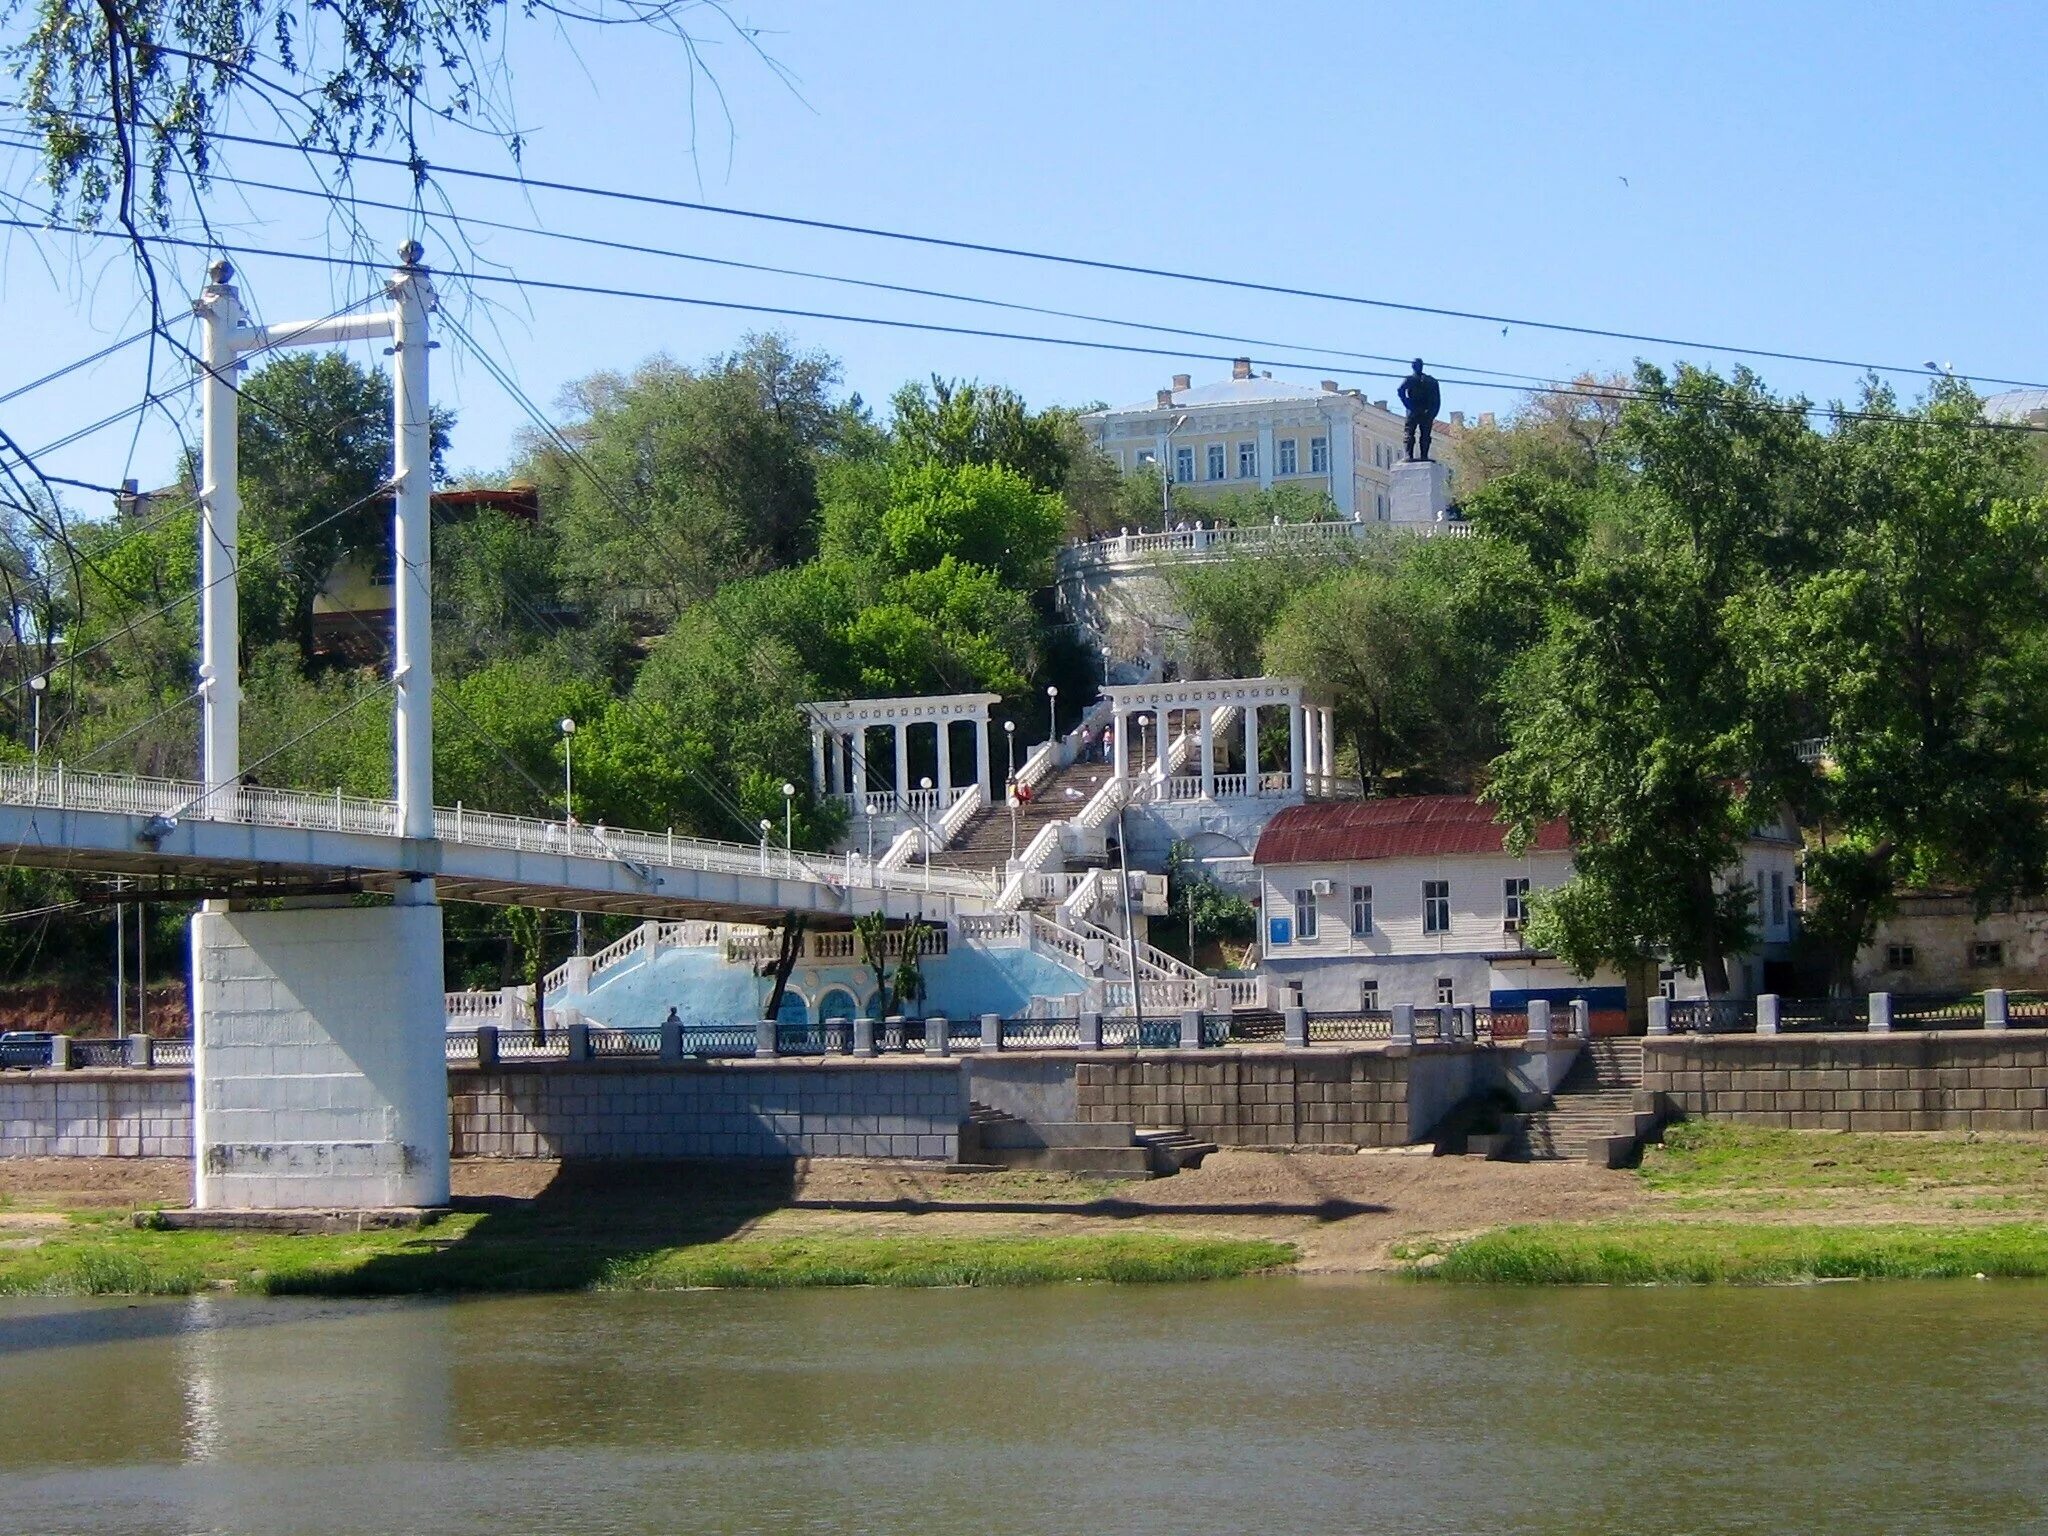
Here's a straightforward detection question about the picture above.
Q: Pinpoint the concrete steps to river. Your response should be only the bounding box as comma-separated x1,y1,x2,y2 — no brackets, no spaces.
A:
959,1101,1214,1179
1520,1038,1665,1167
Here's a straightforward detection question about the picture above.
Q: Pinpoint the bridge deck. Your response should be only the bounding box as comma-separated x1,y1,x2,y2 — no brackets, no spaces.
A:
0,767,992,924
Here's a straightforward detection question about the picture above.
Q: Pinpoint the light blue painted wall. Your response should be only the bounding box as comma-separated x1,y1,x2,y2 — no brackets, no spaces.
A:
570,939,1088,1028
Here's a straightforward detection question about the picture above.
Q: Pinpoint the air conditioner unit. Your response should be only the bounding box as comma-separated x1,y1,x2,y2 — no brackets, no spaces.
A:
1310,878,1335,897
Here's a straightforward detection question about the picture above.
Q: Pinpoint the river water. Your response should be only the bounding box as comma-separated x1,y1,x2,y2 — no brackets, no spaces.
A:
1,1278,2043,1535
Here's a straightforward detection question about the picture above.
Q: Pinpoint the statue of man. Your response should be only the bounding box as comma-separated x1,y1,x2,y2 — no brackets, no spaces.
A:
1397,359,1441,461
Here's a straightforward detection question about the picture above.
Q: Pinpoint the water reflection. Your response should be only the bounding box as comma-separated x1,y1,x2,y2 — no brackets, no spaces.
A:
0,1280,2043,1535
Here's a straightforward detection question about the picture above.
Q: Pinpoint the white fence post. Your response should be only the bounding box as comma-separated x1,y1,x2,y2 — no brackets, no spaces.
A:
1868,992,1892,1033
1391,1003,1416,1046
1526,999,1551,1043
1757,993,1781,1036
1985,988,2010,1031
1646,997,1671,1037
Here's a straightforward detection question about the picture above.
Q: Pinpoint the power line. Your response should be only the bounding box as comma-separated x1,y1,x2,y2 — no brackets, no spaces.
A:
109,121,2048,394
8,218,2042,441
0,326,155,408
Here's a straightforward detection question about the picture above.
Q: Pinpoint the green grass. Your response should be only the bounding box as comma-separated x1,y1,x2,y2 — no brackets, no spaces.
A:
1640,1122,2048,1195
0,1214,1293,1298
1412,1221,2048,1285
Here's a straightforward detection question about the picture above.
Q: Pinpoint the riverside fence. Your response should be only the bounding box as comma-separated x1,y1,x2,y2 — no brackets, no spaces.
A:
1652,989,2042,1037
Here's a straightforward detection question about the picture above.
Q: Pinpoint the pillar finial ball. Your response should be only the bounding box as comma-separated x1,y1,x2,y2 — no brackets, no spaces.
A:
207,259,234,285
398,239,426,267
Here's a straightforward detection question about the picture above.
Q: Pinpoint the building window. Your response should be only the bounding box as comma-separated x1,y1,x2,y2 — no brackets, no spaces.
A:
1175,446,1194,483
1237,441,1258,478
1135,449,1156,467
1658,967,1678,1001
1886,944,1916,970
1360,978,1380,1011
1503,877,1530,931
1207,443,1226,481
1972,941,2004,968
1770,870,1786,929
1350,884,1373,936
1376,493,1387,519
1293,888,1319,941
1310,435,1329,473
1277,437,1298,476
1423,880,1450,935
1436,977,1455,1006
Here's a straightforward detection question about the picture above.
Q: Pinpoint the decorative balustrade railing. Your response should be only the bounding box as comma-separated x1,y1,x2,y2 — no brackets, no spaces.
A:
1210,977,1266,1010
1473,1008,1528,1040
68,1038,129,1068
1667,998,1756,1034
153,1040,193,1067
1060,516,1474,572
1309,1011,1392,1041
999,1016,1080,1050
444,1029,481,1063
1888,994,1987,1029
1778,996,1866,1032
589,1026,662,1057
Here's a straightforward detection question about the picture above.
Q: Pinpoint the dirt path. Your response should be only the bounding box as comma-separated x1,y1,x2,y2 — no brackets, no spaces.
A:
0,1151,1647,1272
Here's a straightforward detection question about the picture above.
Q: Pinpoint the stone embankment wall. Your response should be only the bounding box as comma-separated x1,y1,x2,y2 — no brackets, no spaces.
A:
450,1060,963,1161
1643,1031,2048,1132
1073,1047,1485,1148
0,1072,192,1157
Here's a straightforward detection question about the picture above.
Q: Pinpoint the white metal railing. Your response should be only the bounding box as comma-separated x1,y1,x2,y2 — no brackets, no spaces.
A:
1059,516,1474,574
0,763,998,903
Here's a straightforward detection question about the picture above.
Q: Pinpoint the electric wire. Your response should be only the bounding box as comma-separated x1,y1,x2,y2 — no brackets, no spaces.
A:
91,120,2048,394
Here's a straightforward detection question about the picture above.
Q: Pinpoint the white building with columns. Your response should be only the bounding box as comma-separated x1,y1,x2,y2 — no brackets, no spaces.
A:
1080,359,1464,525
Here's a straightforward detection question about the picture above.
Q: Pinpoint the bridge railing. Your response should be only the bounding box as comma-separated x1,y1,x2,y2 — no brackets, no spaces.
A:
0,763,998,902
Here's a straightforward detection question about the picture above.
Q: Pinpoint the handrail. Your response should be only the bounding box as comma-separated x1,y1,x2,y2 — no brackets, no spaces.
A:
997,822,1066,908
0,762,997,902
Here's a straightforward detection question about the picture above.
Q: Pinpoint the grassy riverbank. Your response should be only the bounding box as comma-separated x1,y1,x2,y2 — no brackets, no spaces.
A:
0,1210,1293,1297
1410,1122,2048,1285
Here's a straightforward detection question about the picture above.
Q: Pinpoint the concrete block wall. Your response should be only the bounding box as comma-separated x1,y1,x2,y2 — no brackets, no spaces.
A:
1643,1030,2048,1132
1072,1046,1480,1148
0,1071,192,1157
450,1059,963,1160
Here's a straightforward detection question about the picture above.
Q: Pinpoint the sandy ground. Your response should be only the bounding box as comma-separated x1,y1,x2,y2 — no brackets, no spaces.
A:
0,1151,1646,1272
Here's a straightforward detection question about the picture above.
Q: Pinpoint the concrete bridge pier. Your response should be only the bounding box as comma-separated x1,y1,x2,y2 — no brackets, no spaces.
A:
190,901,450,1211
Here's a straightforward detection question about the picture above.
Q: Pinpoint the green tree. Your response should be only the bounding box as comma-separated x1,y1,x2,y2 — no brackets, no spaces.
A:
872,460,1065,588
1166,549,1333,678
889,378,1070,490
1487,365,1824,994
1772,378,2048,980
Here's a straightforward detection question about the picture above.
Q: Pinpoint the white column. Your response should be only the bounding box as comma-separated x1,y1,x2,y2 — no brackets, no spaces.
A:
390,244,437,854
936,719,953,801
973,716,990,805
1245,704,1260,794
1320,707,1337,779
1288,701,1305,791
1198,706,1215,798
893,721,909,799
196,262,244,814
1112,707,1130,781
850,731,868,801
811,728,828,796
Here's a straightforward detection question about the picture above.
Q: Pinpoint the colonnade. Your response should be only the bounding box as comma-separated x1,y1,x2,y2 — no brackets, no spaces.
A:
1102,679,1335,800
805,692,1001,810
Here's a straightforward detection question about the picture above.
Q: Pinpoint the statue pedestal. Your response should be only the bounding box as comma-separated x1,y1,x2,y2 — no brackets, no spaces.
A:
1389,457,1450,524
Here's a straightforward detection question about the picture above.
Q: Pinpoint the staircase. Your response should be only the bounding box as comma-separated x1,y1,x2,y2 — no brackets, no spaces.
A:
1521,1038,1650,1164
961,1100,1211,1178
918,759,1111,872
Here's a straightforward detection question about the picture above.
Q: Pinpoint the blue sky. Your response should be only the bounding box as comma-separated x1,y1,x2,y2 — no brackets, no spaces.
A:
6,0,2047,499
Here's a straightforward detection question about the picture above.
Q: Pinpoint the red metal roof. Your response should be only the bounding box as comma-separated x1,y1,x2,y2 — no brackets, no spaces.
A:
1253,795,1569,864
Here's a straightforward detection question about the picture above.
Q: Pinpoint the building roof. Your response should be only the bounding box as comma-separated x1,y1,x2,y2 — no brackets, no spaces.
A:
1253,795,1568,864
1981,388,2048,424
1096,374,1343,417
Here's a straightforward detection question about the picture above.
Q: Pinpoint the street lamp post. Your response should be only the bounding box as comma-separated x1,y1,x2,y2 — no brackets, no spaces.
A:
865,798,880,865
1161,412,1188,532
1135,712,1152,789
1046,684,1059,748
28,674,46,781
1003,720,1017,860
781,781,796,877
560,716,583,956
919,777,934,892
759,817,772,875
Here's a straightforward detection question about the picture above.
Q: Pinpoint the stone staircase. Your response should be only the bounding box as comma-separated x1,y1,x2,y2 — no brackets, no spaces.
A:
1521,1038,1655,1165
960,1101,1213,1179
918,759,1111,872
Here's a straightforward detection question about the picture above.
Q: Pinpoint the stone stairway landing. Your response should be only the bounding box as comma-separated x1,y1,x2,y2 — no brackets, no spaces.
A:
960,1101,1211,1178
